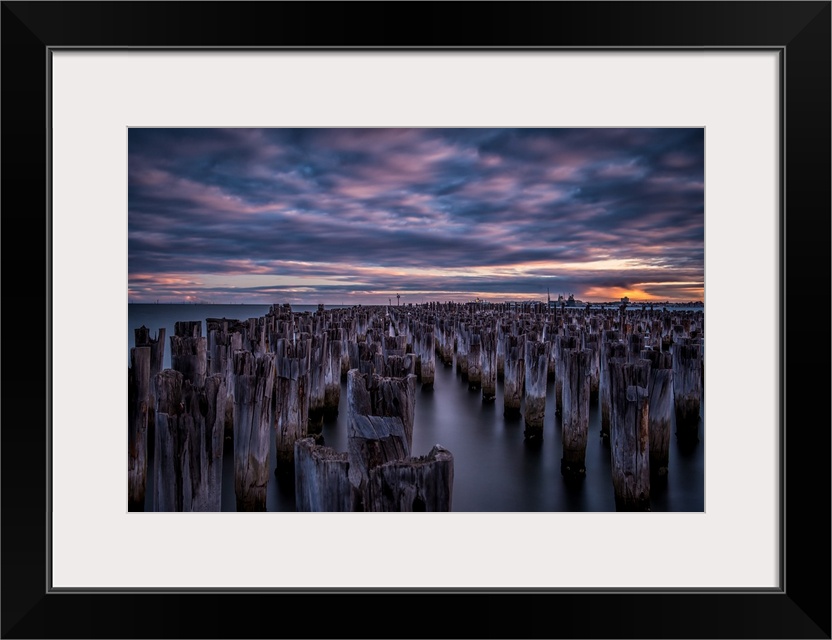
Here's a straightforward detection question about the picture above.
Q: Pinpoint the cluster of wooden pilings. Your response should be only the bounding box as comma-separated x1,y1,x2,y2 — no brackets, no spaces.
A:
391,301,703,511
295,370,452,511
127,304,453,512
129,301,702,512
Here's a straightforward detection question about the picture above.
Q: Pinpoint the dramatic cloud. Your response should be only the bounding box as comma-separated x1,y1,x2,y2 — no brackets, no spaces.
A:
128,128,704,304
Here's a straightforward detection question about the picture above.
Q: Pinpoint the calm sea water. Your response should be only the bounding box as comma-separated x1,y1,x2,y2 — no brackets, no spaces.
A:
129,303,704,513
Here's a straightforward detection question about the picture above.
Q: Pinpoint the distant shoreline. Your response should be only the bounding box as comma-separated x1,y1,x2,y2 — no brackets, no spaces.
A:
127,301,705,308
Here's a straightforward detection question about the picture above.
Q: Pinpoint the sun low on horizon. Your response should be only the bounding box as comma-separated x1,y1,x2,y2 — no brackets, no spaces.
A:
128,128,704,306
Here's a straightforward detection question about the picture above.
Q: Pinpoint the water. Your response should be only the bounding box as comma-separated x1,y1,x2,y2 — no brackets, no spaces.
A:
130,303,704,512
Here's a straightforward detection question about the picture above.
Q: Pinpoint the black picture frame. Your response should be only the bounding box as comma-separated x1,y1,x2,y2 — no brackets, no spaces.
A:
2,2,829,638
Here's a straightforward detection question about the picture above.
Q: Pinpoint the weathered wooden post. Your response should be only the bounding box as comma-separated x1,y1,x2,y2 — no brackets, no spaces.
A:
481,329,497,402
433,317,445,365
245,316,269,357
274,336,311,475
383,335,407,358
224,331,244,443
170,321,206,387
175,320,201,337
641,348,674,480
367,445,454,511
307,332,328,434
555,334,578,416
600,334,626,440
628,333,645,363
339,325,352,376
673,338,703,446
561,348,591,480
467,330,482,390
442,318,455,366
232,351,275,511
373,372,417,448
206,319,243,443
496,323,509,379
381,353,414,378
503,334,525,416
294,438,352,512
153,370,225,511
206,319,237,375
650,320,664,350
154,369,184,512
347,370,413,511
523,338,550,441
347,338,361,373
128,346,150,511
546,330,558,381
608,358,651,511
415,324,435,389
180,374,227,511
584,332,601,403
324,331,342,419
135,325,166,376
358,339,382,376
434,317,449,366
134,325,166,457
456,322,469,379
135,326,165,428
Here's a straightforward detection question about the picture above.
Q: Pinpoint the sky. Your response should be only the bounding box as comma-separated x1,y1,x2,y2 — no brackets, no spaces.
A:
128,128,704,305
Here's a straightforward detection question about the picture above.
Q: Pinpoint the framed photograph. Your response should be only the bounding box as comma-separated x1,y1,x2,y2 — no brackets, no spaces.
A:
3,2,829,638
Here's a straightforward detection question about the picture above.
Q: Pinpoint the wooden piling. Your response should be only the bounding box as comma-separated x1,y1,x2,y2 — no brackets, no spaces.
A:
367,445,454,511
180,374,227,511
128,346,150,511
324,331,342,419
307,333,328,434
456,322,469,378
641,348,674,479
673,338,703,445
294,437,352,512
232,351,275,511
496,323,509,379
600,335,626,440
523,338,550,441
274,337,311,475
435,318,453,366
151,370,224,511
170,321,207,387
135,326,165,427
135,325,166,457
584,332,601,403
503,334,525,416
555,334,578,416
135,326,166,378
608,358,651,511
481,329,497,402
628,333,645,363
383,353,417,378
561,348,591,480
415,324,435,388
153,369,185,512
206,319,242,444
467,330,482,390
206,319,239,375
347,369,413,511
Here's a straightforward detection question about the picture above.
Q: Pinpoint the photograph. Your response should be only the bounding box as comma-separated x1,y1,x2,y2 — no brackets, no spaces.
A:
3,0,827,635
127,127,705,513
